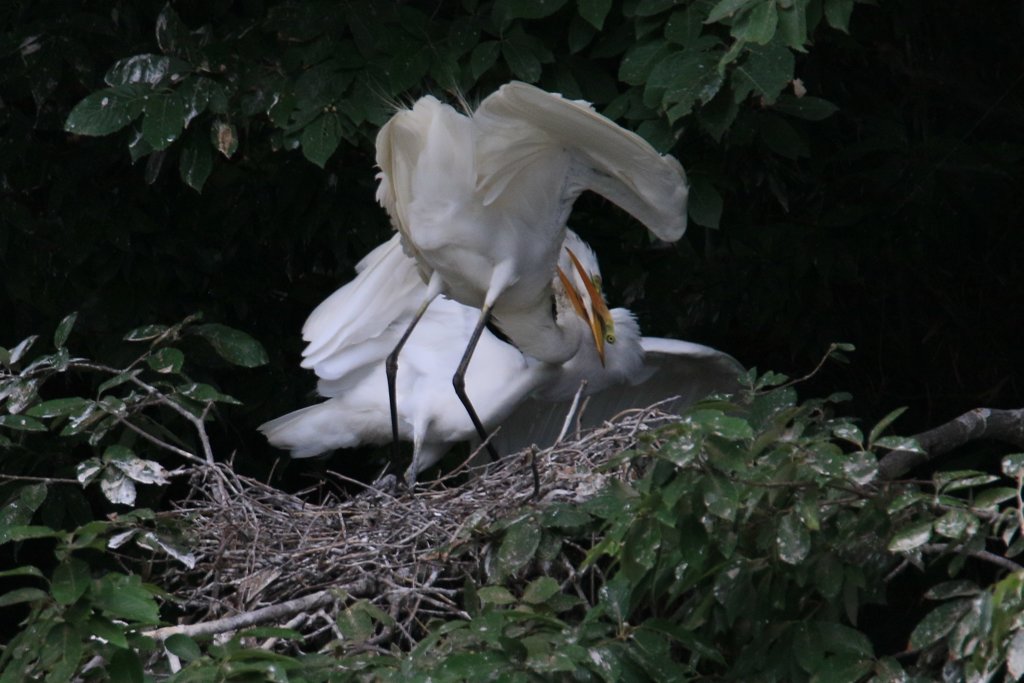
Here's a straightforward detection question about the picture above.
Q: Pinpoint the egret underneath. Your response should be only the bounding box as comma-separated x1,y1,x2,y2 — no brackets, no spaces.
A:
262,232,742,485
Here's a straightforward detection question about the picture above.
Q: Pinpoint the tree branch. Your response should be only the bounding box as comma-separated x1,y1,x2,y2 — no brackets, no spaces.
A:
878,407,1024,480
144,589,338,641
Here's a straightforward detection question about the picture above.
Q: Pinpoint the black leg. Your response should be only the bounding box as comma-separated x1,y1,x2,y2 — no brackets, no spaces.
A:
453,304,499,460
386,299,433,461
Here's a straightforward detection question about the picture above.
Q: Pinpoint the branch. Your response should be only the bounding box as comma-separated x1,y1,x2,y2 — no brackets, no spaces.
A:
878,407,1024,480
144,589,338,641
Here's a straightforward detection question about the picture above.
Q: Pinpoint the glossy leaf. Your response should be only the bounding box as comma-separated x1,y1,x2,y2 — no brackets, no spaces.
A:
53,312,77,349
193,323,269,368
908,600,970,651
65,87,145,136
142,91,185,150
147,347,184,374
51,558,91,605
578,0,613,29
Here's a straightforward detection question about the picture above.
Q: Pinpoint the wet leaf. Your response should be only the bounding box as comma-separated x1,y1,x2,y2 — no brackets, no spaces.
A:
53,312,78,349
867,406,907,446
65,86,145,136
147,347,184,374
193,323,269,367
777,512,811,564
25,397,92,419
888,519,932,553
908,600,969,651
0,414,47,432
1001,453,1024,477
494,517,541,578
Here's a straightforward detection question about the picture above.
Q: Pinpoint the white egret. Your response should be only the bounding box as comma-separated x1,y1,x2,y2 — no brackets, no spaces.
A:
261,232,742,485
372,81,690,453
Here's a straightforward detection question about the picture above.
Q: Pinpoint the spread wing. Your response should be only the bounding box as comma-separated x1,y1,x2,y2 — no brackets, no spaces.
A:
490,338,744,455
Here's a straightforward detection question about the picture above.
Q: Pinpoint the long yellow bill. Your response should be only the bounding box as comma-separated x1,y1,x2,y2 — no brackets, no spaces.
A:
557,248,616,366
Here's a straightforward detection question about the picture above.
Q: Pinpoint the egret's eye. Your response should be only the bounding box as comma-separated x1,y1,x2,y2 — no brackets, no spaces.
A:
605,333,616,344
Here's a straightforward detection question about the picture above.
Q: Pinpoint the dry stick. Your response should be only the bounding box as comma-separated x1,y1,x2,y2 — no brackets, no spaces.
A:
145,589,338,641
877,407,1024,480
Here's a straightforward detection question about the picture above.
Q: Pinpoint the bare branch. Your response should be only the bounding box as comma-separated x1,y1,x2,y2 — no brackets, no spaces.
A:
144,589,338,641
878,407,1024,480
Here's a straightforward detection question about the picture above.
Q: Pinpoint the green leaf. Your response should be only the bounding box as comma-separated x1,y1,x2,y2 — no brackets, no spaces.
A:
65,87,145,136
8,335,38,365
732,40,795,105
0,483,48,542
777,0,810,49
147,347,185,374
193,323,269,367
732,1,777,44
156,3,194,56
908,600,970,651
105,54,191,87
165,633,203,661
88,615,129,649
494,516,541,578
502,34,543,82
777,512,811,564
301,113,343,168
824,0,854,32
93,573,160,624
706,0,758,25
973,486,1016,509
649,49,723,121
868,406,907,446
1001,453,1024,477
123,324,169,342
142,92,185,150
108,648,144,683
470,41,501,80
688,176,724,229
179,131,213,192
578,0,612,29
51,558,91,605
934,509,976,539
522,576,560,605
873,435,924,452
53,312,78,349
0,565,45,579
665,5,706,46
177,382,241,405
0,414,47,432
888,519,932,553
478,585,516,605
925,581,980,601
0,587,48,606
24,397,91,420
619,41,672,86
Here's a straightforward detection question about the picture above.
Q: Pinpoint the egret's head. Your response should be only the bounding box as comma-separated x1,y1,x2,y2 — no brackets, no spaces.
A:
557,247,616,366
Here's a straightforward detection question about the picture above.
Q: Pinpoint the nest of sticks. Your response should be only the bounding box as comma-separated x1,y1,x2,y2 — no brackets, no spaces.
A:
154,404,680,649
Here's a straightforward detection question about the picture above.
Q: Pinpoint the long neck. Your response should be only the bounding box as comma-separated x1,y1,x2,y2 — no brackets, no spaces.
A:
491,298,580,364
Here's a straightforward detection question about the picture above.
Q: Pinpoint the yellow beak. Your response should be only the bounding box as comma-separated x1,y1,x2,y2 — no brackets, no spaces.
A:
556,248,616,366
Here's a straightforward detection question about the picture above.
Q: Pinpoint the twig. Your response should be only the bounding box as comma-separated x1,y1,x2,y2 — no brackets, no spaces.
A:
920,543,1023,573
556,380,588,443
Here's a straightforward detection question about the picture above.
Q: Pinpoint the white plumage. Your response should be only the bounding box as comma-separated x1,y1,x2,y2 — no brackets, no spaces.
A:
370,82,690,449
260,231,742,485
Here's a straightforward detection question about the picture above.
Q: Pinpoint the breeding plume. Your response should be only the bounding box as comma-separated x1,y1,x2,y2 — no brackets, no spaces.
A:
373,82,690,452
